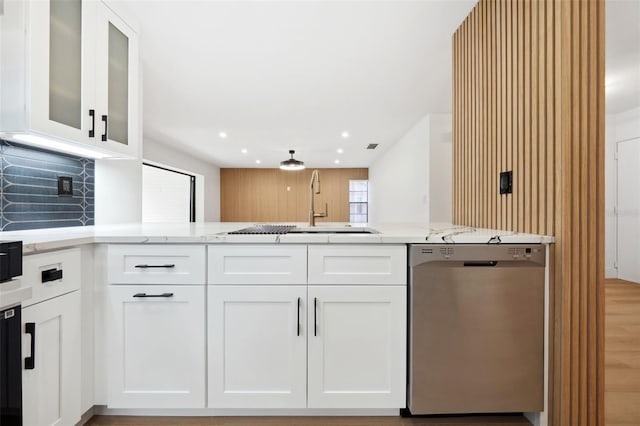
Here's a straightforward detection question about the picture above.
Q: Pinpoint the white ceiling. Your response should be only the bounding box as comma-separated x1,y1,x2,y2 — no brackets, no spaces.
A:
606,0,640,114
121,0,477,168
121,0,639,169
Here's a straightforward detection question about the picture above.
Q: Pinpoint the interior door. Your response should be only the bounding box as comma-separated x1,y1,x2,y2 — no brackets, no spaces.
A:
617,138,640,283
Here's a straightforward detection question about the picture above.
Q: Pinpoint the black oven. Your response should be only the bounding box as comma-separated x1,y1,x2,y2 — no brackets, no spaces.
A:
0,305,22,426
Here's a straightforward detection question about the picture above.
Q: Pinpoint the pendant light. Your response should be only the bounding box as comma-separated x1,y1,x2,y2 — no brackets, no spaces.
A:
280,150,305,171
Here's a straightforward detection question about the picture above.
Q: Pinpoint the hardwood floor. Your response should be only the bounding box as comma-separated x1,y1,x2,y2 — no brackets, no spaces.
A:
86,414,531,426
605,278,640,425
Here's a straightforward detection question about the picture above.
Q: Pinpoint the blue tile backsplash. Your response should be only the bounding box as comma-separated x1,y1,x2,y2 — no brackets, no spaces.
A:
0,140,95,231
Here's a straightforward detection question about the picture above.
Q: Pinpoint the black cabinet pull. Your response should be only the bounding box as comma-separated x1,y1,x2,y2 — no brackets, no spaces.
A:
101,115,108,141
314,297,317,337
42,268,63,283
463,261,498,267
134,264,176,269
25,322,35,370
89,109,95,138
297,297,301,337
133,293,174,298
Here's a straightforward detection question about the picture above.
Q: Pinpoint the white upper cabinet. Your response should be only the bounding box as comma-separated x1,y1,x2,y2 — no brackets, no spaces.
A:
0,0,140,159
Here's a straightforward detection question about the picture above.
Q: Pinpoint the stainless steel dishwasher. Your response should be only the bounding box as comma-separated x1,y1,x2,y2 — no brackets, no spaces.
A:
408,244,545,415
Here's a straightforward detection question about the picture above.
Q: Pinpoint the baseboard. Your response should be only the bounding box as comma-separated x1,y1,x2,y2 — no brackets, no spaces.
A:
93,406,400,417
605,268,618,279
76,406,96,426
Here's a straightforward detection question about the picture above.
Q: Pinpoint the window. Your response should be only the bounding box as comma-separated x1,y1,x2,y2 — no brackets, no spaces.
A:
349,180,368,223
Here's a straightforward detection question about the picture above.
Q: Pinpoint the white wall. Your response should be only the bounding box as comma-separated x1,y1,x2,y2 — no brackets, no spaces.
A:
94,159,143,225
429,114,453,222
369,114,453,224
143,138,221,221
605,106,640,278
369,115,431,223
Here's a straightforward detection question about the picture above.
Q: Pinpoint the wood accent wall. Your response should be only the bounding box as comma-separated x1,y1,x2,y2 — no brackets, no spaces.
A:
452,1,605,425
220,168,368,222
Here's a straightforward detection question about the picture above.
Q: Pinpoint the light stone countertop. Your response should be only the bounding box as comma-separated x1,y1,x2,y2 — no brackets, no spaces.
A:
0,222,554,254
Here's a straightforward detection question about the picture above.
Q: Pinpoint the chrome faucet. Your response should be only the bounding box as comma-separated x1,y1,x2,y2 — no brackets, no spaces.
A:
309,169,326,226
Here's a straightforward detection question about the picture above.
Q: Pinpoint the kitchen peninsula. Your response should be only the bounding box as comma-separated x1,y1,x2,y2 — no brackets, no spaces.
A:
2,223,553,426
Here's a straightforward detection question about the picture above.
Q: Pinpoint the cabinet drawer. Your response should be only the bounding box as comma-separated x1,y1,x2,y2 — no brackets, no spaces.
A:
107,245,205,285
308,245,407,285
208,245,307,285
22,248,81,307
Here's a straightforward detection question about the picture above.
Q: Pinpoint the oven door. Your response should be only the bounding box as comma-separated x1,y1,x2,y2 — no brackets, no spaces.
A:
0,306,22,426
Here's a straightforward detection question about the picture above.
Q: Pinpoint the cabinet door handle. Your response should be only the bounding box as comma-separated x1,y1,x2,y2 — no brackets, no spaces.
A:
314,297,318,337
297,297,301,337
133,293,174,298
101,115,108,141
42,268,63,283
89,109,95,138
25,322,35,370
134,264,176,269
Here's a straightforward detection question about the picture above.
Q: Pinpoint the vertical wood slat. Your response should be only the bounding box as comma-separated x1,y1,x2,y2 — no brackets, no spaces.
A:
531,0,538,234
451,0,605,424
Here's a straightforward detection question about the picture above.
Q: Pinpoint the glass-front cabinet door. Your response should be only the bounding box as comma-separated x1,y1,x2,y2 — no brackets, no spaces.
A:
28,0,95,144
95,1,139,157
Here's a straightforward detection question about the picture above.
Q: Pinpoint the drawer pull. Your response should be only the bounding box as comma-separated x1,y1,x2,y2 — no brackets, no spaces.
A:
134,264,176,269
297,297,301,337
133,293,174,298
42,268,63,283
25,322,35,370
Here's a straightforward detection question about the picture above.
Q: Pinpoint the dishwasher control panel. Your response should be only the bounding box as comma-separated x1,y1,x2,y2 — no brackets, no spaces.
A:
409,244,546,267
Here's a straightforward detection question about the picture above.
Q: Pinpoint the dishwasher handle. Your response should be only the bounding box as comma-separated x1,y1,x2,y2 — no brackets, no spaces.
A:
463,261,498,267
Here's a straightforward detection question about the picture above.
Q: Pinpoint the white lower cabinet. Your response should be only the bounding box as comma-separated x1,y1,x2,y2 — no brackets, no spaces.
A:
307,286,407,409
22,291,81,426
207,284,407,410
208,286,307,408
106,285,205,408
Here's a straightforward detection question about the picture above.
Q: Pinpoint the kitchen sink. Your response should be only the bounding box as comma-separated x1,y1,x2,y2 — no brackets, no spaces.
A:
287,227,379,234
227,225,379,234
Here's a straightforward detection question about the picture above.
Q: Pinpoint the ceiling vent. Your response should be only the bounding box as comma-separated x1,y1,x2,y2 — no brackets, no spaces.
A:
366,143,379,150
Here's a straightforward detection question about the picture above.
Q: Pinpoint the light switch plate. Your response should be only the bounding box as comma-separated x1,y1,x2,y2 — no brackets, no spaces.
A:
57,176,73,196
500,171,512,195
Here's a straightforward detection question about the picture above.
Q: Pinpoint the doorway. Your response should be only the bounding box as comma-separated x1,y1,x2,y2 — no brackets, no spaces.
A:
142,163,196,223
616,138,640,284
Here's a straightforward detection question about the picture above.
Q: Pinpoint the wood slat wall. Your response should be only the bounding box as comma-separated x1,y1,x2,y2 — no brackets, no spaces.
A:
220,168,368,222
452,1,605,425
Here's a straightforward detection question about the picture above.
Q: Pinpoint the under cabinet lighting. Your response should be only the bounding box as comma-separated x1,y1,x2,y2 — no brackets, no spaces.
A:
10,133,114,159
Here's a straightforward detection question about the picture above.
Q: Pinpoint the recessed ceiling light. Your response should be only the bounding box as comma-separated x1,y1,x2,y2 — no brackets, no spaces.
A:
255,159,261,164
241,148,248,154
334,159,340,164
341,131,350,139
337,148,344,154
219,131,227,139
